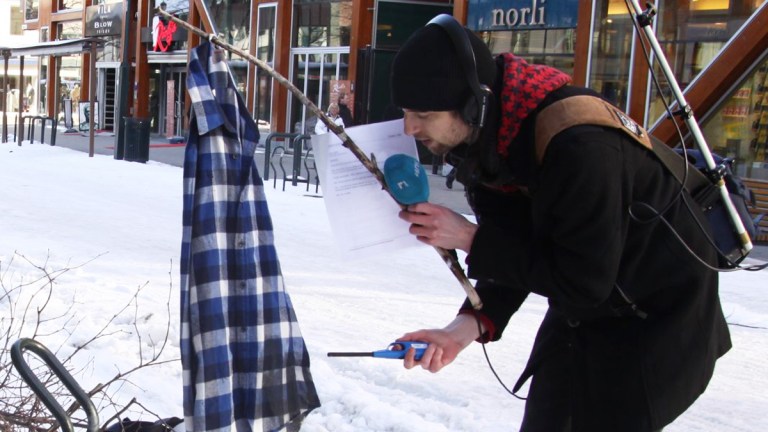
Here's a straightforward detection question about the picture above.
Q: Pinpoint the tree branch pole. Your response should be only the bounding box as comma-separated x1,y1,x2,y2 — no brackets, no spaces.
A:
159,10,482,310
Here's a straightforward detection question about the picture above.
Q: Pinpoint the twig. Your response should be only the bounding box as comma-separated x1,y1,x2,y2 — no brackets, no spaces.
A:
99,397,137,430
159,10,482,309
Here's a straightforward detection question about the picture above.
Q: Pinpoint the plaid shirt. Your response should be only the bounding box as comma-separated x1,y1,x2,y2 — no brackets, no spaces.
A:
180,42,319,432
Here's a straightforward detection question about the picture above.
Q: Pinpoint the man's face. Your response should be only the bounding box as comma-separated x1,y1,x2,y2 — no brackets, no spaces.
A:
402,110,471,155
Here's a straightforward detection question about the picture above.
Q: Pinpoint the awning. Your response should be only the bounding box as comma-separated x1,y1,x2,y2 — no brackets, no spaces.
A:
0,38,104,58
1,38,104,154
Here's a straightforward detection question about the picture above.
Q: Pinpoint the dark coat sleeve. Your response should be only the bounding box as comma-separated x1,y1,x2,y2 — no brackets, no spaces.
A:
463,121,731,429
458,186,532,340
467,126,627,313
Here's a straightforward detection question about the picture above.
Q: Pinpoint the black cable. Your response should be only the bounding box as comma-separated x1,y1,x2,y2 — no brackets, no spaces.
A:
471,309,526,400
629,201,768,272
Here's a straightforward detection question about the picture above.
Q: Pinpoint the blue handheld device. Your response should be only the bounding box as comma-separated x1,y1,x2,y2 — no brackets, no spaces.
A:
328,341,428,361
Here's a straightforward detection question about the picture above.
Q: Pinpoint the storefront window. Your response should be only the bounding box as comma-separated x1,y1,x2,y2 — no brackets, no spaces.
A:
482,28,576,76
25,0,38,21
701,57,768,180
97,36,121,63
203,0,250,50
55,22,82,126
647,0,761,124
149,0,189,52
292,0,352,48
57,21,82,40
289,50,350,135
200,0,249,98
59,0,83,12
588,0,634,111
288,0,351,134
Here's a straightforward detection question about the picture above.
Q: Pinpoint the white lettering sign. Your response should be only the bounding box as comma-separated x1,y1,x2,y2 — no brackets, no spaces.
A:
85,3,123,37
491,0,547,27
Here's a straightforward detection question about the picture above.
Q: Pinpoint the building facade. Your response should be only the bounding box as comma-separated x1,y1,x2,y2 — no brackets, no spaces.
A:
20,0,768,180
465,0,767,180
1,0,38,116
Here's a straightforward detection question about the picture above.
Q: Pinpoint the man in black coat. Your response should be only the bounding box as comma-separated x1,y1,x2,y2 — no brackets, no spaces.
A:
391,15,731,432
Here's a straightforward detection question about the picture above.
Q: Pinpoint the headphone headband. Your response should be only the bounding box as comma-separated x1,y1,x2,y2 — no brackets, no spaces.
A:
426,14,491,128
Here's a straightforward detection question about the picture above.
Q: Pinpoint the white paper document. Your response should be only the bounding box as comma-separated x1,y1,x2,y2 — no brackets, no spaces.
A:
312,119,425,260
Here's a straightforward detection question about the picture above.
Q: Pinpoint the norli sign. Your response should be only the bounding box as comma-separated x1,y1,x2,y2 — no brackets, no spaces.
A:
85,3,123,37
467,0,578,31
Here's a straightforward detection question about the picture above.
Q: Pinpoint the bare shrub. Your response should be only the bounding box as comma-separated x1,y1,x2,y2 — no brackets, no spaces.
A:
0,252,178,432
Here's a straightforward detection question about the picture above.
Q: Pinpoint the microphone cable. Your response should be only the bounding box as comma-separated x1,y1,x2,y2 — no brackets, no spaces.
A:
470,308,527,400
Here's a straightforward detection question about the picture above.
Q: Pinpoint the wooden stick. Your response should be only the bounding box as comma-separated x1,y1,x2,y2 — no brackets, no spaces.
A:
159,10,482,310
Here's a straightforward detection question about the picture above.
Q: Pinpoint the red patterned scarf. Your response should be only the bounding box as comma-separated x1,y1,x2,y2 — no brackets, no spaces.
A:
496,53,571,157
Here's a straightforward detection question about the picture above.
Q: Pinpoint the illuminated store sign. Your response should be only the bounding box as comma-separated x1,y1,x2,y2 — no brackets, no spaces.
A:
467,0,578,31
153,19,178,52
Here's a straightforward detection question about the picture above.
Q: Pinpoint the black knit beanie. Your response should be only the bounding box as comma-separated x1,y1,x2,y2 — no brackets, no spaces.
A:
391,18,496,112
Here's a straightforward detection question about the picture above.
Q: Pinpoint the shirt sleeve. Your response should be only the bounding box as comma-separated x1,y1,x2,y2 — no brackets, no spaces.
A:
186,44,225,135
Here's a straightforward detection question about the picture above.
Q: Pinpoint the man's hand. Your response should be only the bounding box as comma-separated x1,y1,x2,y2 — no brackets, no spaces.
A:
399,202,477,252
398,314,484,373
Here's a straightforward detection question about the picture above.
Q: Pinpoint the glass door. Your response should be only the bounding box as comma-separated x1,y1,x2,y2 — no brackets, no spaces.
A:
288,47,350,136
158,66,187,138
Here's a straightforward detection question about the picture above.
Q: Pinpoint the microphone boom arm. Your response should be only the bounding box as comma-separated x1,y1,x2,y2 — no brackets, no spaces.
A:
628,0,753,256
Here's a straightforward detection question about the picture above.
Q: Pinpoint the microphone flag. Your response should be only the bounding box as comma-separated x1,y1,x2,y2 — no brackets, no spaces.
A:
383,153,430,205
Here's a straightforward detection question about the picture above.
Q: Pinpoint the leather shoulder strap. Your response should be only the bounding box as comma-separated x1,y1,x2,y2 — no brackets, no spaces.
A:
534,95,652,164
533,94,710,194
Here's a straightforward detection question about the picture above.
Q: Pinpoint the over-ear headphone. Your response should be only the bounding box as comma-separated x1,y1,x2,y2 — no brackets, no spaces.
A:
426,14,493,129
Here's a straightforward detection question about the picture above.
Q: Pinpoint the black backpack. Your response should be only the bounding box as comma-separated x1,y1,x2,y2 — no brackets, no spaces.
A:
671,148,759,264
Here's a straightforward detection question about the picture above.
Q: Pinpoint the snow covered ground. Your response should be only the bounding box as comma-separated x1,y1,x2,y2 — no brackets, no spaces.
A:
1,143,766,431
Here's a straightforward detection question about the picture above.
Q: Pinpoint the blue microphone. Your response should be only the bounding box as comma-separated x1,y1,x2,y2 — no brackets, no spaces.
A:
383,154,430,205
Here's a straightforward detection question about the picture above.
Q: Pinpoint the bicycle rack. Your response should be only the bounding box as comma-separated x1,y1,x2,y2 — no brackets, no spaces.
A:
263,132,300,181
11,338,99,432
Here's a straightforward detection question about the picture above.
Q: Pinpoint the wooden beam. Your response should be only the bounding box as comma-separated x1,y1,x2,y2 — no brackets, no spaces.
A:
349,0,374,92
272,0,293,132
571,2,593,87
133,0,150,118
453,0,468,23
627,26,651,123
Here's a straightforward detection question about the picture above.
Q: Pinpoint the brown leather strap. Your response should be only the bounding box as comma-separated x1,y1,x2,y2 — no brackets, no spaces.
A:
534,95,652,164
532,94,712,195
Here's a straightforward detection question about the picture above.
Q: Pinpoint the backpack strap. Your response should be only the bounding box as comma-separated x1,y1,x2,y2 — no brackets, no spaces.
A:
533,95,710,194
649,135,711,194
534,95,652,164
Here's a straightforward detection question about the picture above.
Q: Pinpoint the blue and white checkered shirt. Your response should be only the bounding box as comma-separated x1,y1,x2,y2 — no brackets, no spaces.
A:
180,42,319,432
